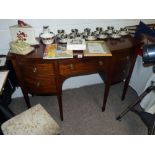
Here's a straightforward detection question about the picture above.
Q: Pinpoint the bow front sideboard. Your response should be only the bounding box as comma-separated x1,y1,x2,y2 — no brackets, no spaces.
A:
9,36,138,121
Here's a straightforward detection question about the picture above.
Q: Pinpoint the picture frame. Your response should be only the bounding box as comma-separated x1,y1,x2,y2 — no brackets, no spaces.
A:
84,41,112,56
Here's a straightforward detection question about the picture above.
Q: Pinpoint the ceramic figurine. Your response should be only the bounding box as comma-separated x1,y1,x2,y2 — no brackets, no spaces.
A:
40,26,55,45
107,26,114,34
59,34,68,43
86,32,97,41
57,30,65,39
119,27,129,36
111,30,121,38
98,32,108,39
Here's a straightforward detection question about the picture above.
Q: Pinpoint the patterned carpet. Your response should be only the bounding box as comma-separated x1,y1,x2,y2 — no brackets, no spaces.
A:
9,83,147,135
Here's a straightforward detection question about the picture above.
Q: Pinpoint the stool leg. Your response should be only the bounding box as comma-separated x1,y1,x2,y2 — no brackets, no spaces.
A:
148,121,155,135
152,122,155,135
57,94,63,121
148,128,152,135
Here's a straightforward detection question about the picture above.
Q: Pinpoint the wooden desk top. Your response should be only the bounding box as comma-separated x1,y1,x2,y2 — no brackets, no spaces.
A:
9,36,136,60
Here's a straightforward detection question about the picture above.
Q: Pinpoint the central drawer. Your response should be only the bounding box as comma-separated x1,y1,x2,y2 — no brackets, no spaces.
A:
59,58,109,76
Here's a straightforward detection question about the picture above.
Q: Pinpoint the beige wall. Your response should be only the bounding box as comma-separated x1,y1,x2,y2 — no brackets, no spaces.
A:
1,19,155,54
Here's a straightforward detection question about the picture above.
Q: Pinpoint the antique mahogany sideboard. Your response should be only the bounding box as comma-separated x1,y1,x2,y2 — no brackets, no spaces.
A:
9,36,138,121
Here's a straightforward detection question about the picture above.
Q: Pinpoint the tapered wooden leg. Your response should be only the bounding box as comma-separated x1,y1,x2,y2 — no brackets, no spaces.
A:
122,53,137,100
102,83,110,112
22,90,31,108
121,79,129,101
57,93,63,121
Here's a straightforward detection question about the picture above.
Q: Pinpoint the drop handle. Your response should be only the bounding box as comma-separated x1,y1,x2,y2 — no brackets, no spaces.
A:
98,61,103,66
36,82,40,87
33,67,37,73
126,56,130,60
2,87,4,92
70,64,74,69
123,69,126,75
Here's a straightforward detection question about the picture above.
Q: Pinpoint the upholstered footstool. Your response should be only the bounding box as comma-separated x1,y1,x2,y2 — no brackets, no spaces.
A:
1,104,60,135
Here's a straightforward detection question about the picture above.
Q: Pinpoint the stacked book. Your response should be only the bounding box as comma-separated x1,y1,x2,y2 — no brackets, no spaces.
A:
43,44,73,59
43,39,112,59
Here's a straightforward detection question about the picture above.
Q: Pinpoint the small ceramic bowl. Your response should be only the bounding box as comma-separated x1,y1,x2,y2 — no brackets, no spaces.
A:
107,29,113,34
59,38,68,43
111,33,121,39
107,26,114,34
40,32,55,44
119,27,129,36
119,30,129,36
98,33,108,39
86,35,97,41
41,37,54,44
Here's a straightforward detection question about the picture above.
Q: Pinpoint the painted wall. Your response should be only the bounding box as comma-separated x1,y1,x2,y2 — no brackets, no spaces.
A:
0,19,155,97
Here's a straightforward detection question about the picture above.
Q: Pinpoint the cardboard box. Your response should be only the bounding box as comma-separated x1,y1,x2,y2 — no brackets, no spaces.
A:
10,25,37,45
67,39,86,50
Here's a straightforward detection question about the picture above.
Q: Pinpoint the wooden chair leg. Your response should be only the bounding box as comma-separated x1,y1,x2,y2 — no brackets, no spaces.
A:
148,128,153,135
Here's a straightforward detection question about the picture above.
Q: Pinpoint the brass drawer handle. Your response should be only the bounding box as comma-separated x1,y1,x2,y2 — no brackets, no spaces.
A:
36,82,40,87
70,64,74,69
126,56,130,60
33,67,37,73
1,87,4,92
123,70,126,74
98,61,103,66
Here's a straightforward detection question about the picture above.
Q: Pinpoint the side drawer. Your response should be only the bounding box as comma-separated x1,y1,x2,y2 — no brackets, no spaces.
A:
19,63,55,76
24,75,57,94
17,60,57,94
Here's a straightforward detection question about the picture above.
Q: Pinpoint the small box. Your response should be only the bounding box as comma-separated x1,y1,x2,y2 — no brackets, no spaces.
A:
67,38,86,50
10,24,38,45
